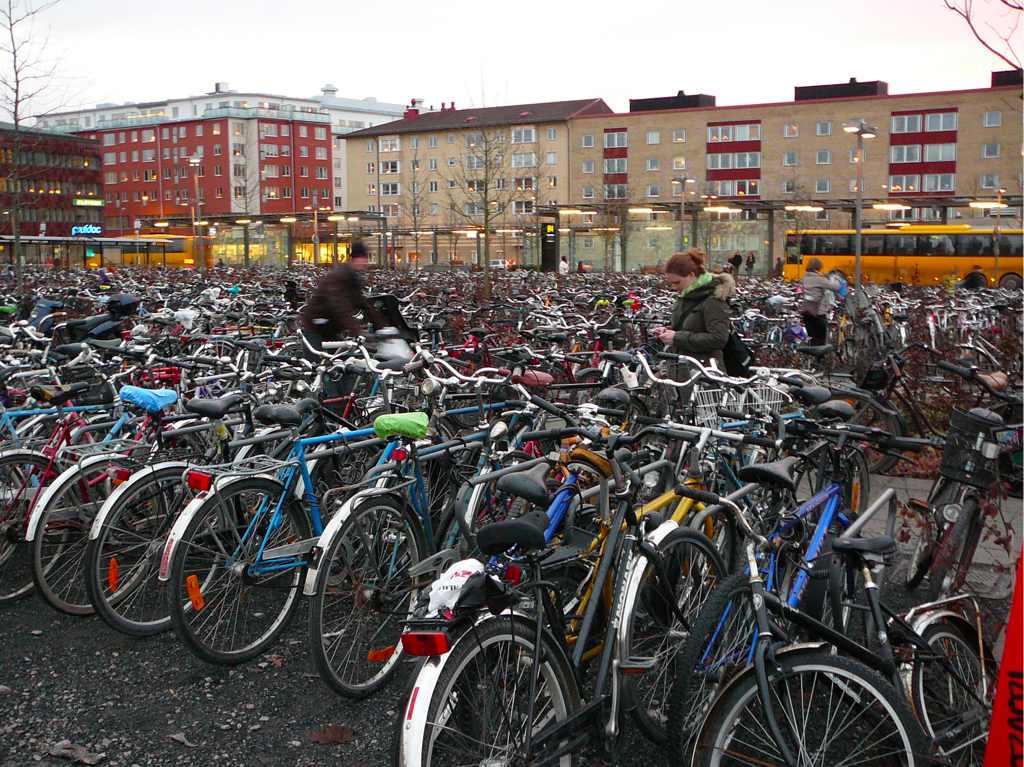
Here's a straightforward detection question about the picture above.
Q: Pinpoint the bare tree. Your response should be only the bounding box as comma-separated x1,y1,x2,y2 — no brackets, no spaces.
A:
443,125,519,294
944,0,1022,69
0,0,61,290
401,141,428,269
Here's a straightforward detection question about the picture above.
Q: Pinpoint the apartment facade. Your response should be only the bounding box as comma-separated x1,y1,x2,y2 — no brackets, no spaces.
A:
45,84,404,236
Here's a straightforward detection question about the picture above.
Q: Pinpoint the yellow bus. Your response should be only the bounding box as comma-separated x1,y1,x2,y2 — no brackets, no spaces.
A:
783,225,1024,288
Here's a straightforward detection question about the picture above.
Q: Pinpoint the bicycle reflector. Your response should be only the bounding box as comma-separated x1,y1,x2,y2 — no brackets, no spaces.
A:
366,645,396,663
186,470,213,493
401,631,450,657
107,557,120,591
392,447,409,462
111,467,132,486
185,574,205,612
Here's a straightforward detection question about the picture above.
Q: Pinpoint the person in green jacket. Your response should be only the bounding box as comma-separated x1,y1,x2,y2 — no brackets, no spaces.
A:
655,249,735,370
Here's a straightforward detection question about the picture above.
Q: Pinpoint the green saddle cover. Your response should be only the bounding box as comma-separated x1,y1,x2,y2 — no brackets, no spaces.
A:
373,411,429,440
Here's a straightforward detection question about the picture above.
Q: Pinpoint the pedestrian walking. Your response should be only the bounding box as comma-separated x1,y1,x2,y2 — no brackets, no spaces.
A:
800,257,840,346
744,251,756,278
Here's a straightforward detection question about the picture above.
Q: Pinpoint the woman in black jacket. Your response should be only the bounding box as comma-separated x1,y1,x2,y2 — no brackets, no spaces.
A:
655,250,735,370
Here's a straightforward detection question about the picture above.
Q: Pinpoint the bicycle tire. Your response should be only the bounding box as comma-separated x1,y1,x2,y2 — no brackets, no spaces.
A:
904,482,957,591
166,476,310,665
621,526,727,745
412,614,579,766
307,494,426,699
0,452,54,603
926,496,981,603
911,619,994,766
692,651,930,766
84,464,188,637
848,399,905,474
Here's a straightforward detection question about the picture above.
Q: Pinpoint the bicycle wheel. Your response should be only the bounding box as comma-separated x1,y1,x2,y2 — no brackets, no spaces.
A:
904,483,956,591
0,452,53,603
31,460,121,615
911,620,994,767
926,497,981,602
692,651,930,767
621,527,727,745
166,476,310,665
308,495,426,698
415,614,579,766
665,573,757,760
84,464,189,636
848,400,904,474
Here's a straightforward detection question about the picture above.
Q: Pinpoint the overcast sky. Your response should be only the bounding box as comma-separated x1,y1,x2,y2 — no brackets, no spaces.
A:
32,0,1018,114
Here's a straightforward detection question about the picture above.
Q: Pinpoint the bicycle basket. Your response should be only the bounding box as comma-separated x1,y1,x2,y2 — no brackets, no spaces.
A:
939,408,1004,488
740,381,790,416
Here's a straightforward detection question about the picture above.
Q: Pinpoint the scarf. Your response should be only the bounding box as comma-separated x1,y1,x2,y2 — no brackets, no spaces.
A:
680,271,714,297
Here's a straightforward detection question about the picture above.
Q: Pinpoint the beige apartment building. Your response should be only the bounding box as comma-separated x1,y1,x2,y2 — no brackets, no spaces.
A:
344,72,1022,270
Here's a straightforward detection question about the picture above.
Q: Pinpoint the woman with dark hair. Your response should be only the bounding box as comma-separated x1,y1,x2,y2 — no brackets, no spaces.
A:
800,257,840,346
654,249,734,369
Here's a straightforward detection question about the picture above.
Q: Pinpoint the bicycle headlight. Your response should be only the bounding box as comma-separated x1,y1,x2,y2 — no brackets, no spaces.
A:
420,378,438,396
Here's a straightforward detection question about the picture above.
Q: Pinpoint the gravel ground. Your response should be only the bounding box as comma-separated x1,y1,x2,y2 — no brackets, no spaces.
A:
0,555,1011,767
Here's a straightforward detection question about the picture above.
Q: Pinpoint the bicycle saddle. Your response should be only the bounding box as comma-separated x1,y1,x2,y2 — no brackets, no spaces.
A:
815,399,856,422
477,510,548,556
375,356,410,372
594,386,631,408
253,398,317,427
977,371,1009,392
510,370,553,389
601,351,635,365
185,393,245,419
736,455,799,492
795,344,834,359
596,328,621,340
536,331,568,343
30,381,90,407
85,338,125,352
789,385,832,406
496,464,551,508
832,535,896,565
52,343,86,357
66,314,108,330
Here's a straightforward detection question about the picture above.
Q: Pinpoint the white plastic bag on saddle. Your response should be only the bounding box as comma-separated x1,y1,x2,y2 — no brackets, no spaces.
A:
426,559,485,616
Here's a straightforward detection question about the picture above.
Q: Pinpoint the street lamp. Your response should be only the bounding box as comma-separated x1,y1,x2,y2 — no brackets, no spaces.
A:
671,176,696,249
970,187,1008,284
188,155,204,274
842,119,878,301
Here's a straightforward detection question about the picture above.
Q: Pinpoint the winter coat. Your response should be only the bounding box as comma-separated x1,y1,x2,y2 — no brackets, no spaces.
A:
801,270,840,316
300,264,386,339
669,273,735,369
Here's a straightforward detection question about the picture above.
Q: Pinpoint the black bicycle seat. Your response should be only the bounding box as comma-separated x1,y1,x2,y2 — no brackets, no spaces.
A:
736,455,799,492
477,510,548,556
816,400,856,422
537,331,568,343
796,344,834,359
185,394,245,420
601,351,635,365
832,535,896,565
253,398,316,427
790,385,832,406
496,470,550,508
30,381,90,407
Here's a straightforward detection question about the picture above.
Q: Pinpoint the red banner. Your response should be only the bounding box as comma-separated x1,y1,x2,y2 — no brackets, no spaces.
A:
985,548,1024,767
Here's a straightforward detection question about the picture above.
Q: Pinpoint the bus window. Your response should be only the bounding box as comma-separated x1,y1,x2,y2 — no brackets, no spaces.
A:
922,235,955,257
886,235,919,256
785,234,802,264
862,235,885,256
800,234,815,254
956,234,993,258
999,234,1023,258
820,234,852,255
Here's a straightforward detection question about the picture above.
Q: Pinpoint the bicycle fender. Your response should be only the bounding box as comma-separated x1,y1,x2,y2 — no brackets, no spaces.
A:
88,460,189,541
157,473,287,582
25,452,131,542
0,447,50,463
301,483,407,596
615,520,679,652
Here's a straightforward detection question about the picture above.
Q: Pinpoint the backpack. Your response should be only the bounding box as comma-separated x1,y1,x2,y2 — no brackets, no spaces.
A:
722,332,754,378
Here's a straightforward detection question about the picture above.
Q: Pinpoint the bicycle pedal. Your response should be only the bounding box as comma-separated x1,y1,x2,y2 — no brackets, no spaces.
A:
618,656,656,675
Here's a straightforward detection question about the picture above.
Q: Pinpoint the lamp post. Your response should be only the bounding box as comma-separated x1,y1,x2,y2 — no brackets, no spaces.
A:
189,155,204,274
842,119,878,303
671,176,696,250
969,187,1009,286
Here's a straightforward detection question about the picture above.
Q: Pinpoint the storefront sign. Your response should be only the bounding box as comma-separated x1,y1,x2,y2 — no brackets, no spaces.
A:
72,198,103,207
71,224,102,236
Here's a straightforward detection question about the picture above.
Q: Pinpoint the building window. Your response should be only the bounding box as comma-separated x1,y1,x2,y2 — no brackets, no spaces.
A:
983,110,1001,127
815,178,830,193
128,150,139,162
315,146,327,160
511,126,536,143
215,187,224,198
888,174,920,192
381,160,400,174
891,114,922,133
381,182,400,195
546,151,557,165
848,147,865,163
707,123,760,142
212,123,221,135
512,152,537,168
982,142,1000,159
214,165,222,176
141,149,155,162
298,125,308,138
300,186,309,198
604,183,628,199
782,179,795,194
848,179,860,193
428,180,438,192
299,166,309,177
547,175,557,188
582,134,594,147
890,145,921,163
315,127,327,140
816,149,831,165
925,112,958,132
671,128,686,143
603,131,628,148
102,134,116,146
546,127,557,140
603,157,627,173
925,143,954,161
161,128,170,140
141,129,155,143
923,173,955,192
815,121,832,136
646,130,660,145
366,140,375,151
315,167,327,179
672,156,686,170
646,183,660,197
784,123,798,138
366,161,375,174
646,157,660,171
512,200,534,215
980,173,999,189
582,185,594,199
103,152,116,165
299,146,309,158
281,165,290,177
580,159,594,174
783,151,797,166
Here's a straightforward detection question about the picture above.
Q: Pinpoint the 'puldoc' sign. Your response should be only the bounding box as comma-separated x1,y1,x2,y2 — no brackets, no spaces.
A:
70,224,102,237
